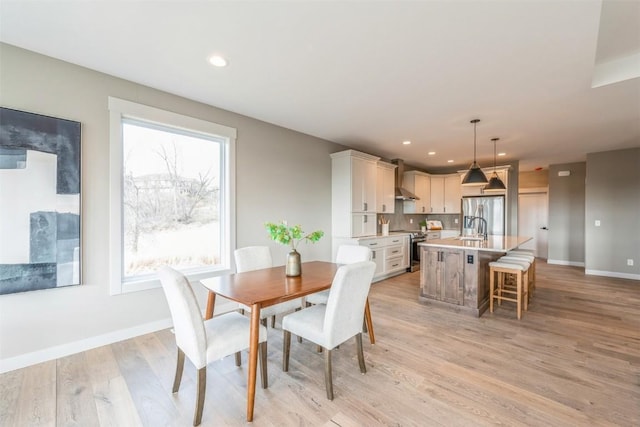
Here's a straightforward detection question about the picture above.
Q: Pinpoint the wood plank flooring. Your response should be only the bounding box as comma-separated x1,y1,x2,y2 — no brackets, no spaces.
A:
1,261,639,426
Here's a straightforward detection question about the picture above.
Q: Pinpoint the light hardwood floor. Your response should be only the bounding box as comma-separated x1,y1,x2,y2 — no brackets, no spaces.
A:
1,261,639,426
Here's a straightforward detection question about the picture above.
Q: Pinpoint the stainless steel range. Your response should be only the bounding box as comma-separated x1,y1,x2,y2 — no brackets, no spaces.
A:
407,231,426,272
396,230,442,272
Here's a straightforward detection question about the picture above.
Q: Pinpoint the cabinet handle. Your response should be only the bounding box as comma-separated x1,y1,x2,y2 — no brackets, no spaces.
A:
382,204,386,212
392,239,399,243
392,250,399,254
391,263,399,268
372,251,376,259
370,242,378,246
444,207,446,212
364,202,368,211
364,216,367,223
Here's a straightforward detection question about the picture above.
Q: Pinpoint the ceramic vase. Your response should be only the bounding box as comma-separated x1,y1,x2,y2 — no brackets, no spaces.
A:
286,249,301,276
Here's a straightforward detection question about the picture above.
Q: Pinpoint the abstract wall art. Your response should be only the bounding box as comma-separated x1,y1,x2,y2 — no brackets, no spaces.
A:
0,107,81,294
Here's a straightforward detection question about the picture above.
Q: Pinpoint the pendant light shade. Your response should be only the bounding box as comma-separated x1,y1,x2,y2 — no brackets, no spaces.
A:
485,137,506,191
461,119,488,186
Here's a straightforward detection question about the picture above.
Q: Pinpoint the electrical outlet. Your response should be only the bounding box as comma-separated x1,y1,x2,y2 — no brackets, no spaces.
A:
628,259,634,266
454,218,459,224
595,220,601,227
409,218,413,224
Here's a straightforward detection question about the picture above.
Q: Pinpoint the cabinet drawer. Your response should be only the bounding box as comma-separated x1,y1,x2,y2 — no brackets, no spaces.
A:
360,237,387,249
385,244,404,259
387,236,405,246
385,257,404,272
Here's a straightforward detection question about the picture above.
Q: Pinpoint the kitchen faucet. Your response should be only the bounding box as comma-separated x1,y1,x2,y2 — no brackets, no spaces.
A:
468,216,488,240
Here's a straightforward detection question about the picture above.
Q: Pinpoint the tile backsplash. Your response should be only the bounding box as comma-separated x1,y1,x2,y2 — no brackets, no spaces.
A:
377,200,460,232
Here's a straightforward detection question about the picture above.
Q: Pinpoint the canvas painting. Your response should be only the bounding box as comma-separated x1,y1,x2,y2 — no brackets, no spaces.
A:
0,107,81,294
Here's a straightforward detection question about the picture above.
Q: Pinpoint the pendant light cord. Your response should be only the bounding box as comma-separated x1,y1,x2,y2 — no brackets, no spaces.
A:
471,119,480,164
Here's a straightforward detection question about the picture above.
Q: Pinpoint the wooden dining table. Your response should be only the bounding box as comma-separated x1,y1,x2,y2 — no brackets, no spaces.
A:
199,260,375,422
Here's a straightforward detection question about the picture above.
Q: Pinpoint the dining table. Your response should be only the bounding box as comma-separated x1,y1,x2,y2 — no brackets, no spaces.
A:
199,260,375,422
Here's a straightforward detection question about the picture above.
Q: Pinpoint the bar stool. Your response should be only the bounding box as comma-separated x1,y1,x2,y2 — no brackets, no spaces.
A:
503,253,536,298
507,250,536,290
489,260,530,320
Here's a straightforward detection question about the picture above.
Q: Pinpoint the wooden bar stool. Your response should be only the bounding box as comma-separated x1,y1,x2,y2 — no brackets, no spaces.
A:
489,260,530,320
502,254,535,299
499,256,533,300
507,250,536,295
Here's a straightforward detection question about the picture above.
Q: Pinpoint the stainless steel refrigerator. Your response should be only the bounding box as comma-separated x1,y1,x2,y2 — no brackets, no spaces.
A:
461,195,505,236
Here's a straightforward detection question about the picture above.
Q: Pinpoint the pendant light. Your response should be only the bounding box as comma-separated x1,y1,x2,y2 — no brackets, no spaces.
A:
461,119,489,186
484,137,506,191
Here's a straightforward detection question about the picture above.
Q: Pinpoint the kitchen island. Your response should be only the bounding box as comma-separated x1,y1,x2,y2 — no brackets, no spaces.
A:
418,235,532,316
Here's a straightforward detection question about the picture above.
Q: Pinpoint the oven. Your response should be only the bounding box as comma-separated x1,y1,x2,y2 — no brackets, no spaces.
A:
408,231,441,272
408,233,426,272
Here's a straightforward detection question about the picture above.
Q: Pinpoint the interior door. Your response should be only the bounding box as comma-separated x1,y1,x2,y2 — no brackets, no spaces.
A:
518,192,548,258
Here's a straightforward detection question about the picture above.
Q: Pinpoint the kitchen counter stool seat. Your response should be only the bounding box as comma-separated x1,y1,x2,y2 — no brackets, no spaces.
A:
489,260,530,320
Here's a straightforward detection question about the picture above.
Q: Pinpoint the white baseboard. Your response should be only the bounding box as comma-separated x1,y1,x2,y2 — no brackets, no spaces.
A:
0,299,241,374
0,317,173,374
547,259,585,267
585,269,640,281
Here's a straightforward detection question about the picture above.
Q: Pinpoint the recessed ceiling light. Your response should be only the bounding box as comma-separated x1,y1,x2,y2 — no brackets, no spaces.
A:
208,55,228,67
447,160,454,163
498,152,506,156
402,140,411,145
427,151,436,156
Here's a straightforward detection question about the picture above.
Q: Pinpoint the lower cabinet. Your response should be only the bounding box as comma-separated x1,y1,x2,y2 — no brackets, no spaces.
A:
420,247,464,305
359,235,409,282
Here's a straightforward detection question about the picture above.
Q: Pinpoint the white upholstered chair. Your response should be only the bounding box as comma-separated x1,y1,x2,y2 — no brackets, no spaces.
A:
305,245,372,305
158,266,268,426
234,246,304,327
306,245,375,344
281,260,376,400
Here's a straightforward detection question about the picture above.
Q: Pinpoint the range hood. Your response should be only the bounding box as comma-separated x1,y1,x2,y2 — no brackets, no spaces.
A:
391,159,419,200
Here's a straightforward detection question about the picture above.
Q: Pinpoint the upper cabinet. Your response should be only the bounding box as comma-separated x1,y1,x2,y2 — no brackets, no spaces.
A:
431,174,462,214
376,161,396,214
444,174,462,213
460,166,509,196
403,171,431,214
331,150,379,238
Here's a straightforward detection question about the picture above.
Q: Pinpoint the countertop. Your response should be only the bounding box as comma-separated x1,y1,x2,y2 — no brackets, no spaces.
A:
418,235,532,253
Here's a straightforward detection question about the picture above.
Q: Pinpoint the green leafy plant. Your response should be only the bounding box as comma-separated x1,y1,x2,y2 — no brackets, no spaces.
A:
265,221,324,251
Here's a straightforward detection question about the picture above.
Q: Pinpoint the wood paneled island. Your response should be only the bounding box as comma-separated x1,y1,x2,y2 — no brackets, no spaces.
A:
418,236,532,316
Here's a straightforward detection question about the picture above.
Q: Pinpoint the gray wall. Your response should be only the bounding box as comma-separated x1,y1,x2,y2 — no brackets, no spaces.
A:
585,148,640,278
0,43,344,364
548,162,586,265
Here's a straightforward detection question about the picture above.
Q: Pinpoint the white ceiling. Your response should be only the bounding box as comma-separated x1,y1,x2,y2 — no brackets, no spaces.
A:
1,0,639,172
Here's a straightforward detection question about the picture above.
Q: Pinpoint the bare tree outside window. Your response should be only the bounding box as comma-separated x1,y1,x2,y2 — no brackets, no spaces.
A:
122,122,221,278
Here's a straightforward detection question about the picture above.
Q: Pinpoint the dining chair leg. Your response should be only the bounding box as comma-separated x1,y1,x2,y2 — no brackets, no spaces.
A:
271,315,276,328
235,351,242,367
194,367,206,426
282,330,291,372
364,299,375,344
172,348,185,393
356,333,366,374
324,348,334,401
259,341,268,389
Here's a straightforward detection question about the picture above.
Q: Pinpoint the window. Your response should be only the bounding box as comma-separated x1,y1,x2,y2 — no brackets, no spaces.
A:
109,97,236,294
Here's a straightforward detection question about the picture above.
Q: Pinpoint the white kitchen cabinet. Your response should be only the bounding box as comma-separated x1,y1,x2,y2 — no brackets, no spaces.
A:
402,171,431,214
376,161,396,214
430,174,461,213
444,174,462,213
331,150,380,238
359,235,409,281
460,166,509,196
430,175,445,213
